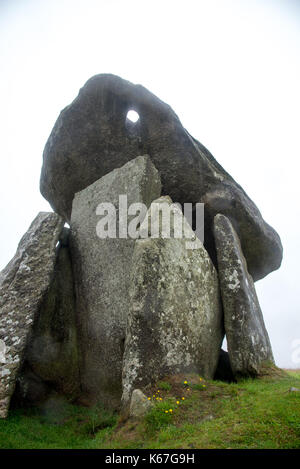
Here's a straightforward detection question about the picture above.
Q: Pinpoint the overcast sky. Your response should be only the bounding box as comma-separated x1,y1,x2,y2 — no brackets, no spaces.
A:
0,0,299,368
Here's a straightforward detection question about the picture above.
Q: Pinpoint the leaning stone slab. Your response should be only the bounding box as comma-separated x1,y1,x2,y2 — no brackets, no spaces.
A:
213,214,274,378
18,228,80,403
70,155,161,408
0,212,64,418
122,196,223,407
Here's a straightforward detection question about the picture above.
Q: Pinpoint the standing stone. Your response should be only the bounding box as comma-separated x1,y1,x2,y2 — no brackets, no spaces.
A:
0,212,64,418
122,197,223,407
70,155,161,408
21,228,80,400
213,214,274,378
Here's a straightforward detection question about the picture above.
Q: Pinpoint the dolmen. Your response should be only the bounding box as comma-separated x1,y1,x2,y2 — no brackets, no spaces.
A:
0,75,282,418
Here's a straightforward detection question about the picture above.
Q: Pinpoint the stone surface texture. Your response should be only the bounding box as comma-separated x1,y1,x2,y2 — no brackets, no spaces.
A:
129,389,153,418
213,214,274,377
0,212,64,418
70,155,161,408
40,73,283,281
22,228,80,400
122,197,223,407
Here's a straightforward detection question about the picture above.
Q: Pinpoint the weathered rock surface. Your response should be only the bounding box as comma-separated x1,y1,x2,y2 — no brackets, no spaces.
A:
202,184,282,281
122,197,223,407
11,367,52,407
129,389,153,418
213,214,274,378
0,212,64,418
70,155,161,408
40,73,282,281
19,228,80,401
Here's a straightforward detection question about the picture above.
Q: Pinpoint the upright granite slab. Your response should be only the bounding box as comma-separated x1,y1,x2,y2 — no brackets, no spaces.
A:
122,197,223,407
20,228,80,401
0,212,64,418
70,155,161,408
213,214,274,377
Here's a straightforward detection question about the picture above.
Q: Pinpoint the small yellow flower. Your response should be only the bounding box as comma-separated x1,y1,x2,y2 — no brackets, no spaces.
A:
148,397,151,400
181,397,185,400
176,400,180,405
169,409,173,413
165,410,169,413
187,388,190,391
159,398,163,401
184,380,188,384
157,390,160,393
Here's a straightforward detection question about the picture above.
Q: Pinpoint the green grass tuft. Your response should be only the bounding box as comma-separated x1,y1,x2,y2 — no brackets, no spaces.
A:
156,380,172,391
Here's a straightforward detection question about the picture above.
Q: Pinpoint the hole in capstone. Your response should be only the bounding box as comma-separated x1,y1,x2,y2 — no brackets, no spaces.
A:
126,110,140,124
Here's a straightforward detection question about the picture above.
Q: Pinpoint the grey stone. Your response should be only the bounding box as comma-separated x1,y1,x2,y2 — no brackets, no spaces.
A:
70,155,161,408
0,212,64,418
22,229,80,399
40,74,282,281
122,196,223,407
11,368,52,407
129,389,153,418
0,340,6,363
289,387,300,392
201,184,283,281
213,214,274,378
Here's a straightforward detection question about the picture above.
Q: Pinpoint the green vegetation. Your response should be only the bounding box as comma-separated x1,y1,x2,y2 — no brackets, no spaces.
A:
156,380,172,392
1,369,299,449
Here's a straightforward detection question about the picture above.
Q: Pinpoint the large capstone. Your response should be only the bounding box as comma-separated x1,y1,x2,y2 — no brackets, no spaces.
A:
122,197,223,408
70,155,161,408
40,74,282,281
213,214,274,378
0,212,64,418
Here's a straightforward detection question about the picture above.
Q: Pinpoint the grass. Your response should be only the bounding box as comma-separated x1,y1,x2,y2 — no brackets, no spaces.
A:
0,397,117,449
0,368,299,449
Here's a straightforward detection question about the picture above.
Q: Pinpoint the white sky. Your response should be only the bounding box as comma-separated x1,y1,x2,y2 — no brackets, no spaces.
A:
0,0,299,368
